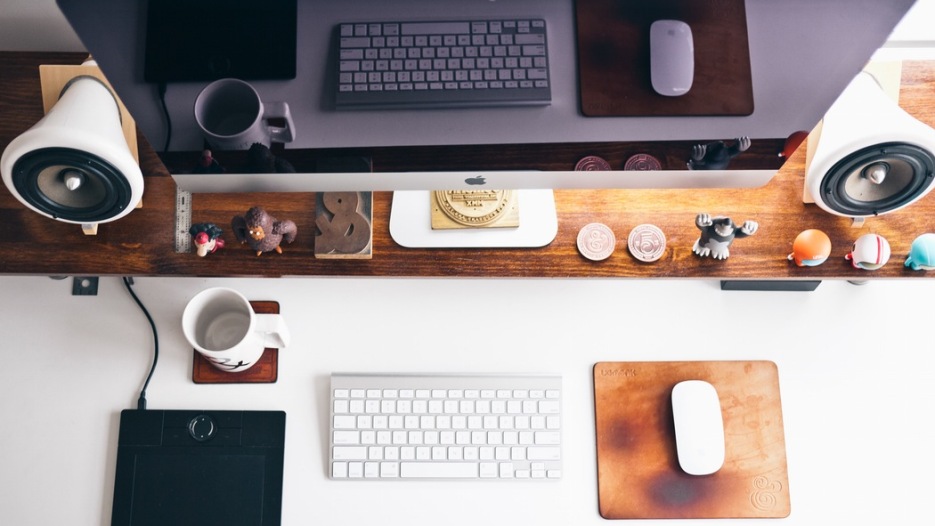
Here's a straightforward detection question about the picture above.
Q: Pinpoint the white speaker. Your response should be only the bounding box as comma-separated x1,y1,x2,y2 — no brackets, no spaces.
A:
805,69,935,221
1,74,143,232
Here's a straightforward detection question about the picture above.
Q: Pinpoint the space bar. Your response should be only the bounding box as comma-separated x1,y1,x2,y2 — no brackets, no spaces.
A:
400,462,479,478
401,22,470,35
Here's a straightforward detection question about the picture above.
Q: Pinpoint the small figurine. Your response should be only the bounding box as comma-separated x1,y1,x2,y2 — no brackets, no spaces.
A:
192,149,224,174
244,143,296,173
688,136,751,170
189,223,225,257
905,233,935,271
231,206,298,256
845,233,890,270
788,229,832,267
692,213,758,260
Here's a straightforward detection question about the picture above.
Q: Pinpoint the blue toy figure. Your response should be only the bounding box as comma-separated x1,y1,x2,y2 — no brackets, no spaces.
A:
905,233,935,271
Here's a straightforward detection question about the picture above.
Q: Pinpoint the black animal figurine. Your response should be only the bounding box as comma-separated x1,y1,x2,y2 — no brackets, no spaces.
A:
688,137,751,170
692,213,758,260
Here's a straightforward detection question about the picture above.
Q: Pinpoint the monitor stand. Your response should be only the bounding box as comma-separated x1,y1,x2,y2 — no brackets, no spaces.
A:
389,190,558,248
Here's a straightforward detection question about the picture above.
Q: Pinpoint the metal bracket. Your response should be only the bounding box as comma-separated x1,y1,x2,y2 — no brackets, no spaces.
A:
72,276,99,296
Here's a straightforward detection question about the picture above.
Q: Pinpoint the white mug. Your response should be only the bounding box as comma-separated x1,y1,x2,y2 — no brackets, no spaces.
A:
182,287,290,373
193,78,295,151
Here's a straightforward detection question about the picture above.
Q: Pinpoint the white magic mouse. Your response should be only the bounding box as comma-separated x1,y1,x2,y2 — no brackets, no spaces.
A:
671,380,725,476
650,20,694,96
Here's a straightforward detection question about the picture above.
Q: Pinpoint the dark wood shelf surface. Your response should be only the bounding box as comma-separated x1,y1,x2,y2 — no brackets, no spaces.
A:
2,52,935,280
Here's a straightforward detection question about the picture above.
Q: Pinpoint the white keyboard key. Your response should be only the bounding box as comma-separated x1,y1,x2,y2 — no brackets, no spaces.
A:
361,431,376,445
333,446,368,460
334,430,360,444
334,415,356,429
381,462,399,478
364,462,379,478
333,462,348,478
350,389,365,398
335,389,350,398
400,462,478,478
348,462,363,478
479,462,498,478
349,400,364,413
334,400,349,413
499,463,514,478
539,401,560,414
535,431,561,445
527,447,561,461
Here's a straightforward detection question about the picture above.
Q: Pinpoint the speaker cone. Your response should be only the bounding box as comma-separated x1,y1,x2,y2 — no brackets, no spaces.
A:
817,142,935,217
11,147,132,223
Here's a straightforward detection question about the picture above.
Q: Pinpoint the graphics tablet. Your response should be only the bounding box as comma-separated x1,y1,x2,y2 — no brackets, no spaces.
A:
111,409,286,526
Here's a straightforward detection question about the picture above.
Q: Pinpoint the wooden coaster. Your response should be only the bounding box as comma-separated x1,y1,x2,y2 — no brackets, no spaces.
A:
192,301,279,384
593,361,790,519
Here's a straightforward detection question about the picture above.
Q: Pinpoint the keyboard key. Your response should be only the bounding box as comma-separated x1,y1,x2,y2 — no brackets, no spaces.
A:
401,462,478,478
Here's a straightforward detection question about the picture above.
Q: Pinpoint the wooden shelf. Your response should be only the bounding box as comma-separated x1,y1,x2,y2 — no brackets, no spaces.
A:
2,52,935,280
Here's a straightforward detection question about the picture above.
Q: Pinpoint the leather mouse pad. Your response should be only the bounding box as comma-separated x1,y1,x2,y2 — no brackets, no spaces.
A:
593,361,790,519
574,0,754,117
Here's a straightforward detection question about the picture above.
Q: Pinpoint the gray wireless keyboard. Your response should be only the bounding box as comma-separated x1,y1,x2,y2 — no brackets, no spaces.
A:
334,19,551,109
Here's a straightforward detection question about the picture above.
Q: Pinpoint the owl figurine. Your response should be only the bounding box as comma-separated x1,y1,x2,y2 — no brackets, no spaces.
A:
231,206,297,256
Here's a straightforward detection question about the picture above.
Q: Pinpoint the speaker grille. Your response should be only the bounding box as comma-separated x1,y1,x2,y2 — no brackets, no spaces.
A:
820,142,935,216
11,147,133,222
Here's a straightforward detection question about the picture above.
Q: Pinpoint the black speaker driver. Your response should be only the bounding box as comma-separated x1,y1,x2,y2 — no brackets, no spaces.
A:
11,147,133,223
819,142,935,216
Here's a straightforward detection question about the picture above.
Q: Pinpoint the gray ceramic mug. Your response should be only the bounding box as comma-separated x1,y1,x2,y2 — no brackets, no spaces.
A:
194,78,295,151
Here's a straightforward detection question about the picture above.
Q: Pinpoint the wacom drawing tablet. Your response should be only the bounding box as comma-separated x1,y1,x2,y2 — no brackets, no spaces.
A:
111,409,286,526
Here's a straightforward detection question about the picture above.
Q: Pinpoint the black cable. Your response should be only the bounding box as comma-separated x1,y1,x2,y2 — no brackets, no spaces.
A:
122,277,159,410
157,82,172,153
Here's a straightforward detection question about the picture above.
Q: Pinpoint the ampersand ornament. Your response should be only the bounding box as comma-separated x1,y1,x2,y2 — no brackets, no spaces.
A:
315,191,373,258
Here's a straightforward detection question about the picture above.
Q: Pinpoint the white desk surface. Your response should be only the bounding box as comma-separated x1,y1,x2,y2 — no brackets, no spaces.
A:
1,275,933,525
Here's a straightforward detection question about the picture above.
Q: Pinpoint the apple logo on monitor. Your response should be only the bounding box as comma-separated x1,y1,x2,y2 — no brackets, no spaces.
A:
464,175,487,185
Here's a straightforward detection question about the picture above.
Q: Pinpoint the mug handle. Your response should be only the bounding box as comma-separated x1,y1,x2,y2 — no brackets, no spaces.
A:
264,101,296,144
255,313,291,349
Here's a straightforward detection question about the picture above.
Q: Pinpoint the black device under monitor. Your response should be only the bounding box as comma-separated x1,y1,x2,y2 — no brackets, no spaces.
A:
112,409,286,526
143,0,297,82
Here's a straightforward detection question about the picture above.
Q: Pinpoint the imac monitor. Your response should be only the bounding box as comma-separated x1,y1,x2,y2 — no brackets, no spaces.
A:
54,0,918,245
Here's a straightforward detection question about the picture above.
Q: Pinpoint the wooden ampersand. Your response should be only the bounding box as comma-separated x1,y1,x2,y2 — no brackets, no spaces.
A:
316,192,371,254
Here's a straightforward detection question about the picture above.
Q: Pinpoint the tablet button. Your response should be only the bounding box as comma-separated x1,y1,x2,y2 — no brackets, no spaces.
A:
188,414,217,442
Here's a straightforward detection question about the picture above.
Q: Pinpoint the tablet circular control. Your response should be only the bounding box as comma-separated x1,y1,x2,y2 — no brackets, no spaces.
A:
188,414,216,442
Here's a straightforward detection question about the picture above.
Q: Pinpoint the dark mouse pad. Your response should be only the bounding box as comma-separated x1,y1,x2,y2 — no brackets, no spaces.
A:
593,361,790,519
574,0,754,117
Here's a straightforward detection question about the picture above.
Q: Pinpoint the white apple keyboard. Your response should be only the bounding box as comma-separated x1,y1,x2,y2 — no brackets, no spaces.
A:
329,373,562,480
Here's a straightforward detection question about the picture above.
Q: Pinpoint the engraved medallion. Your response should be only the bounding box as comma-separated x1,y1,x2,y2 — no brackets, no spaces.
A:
575,155,612,171
624,154,662,171
627,224,666,262
577,223,616,261
432,189,519,229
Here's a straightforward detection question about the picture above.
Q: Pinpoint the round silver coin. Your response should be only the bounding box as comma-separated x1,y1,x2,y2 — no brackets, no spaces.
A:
627,224,666,262
577,223,616,261
575,155,612,171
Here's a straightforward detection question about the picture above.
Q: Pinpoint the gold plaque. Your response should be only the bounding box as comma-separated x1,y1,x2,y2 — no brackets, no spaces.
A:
431,190,520,230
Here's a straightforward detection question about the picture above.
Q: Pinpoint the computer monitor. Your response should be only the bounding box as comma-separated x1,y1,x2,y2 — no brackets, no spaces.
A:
55,0,917,246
